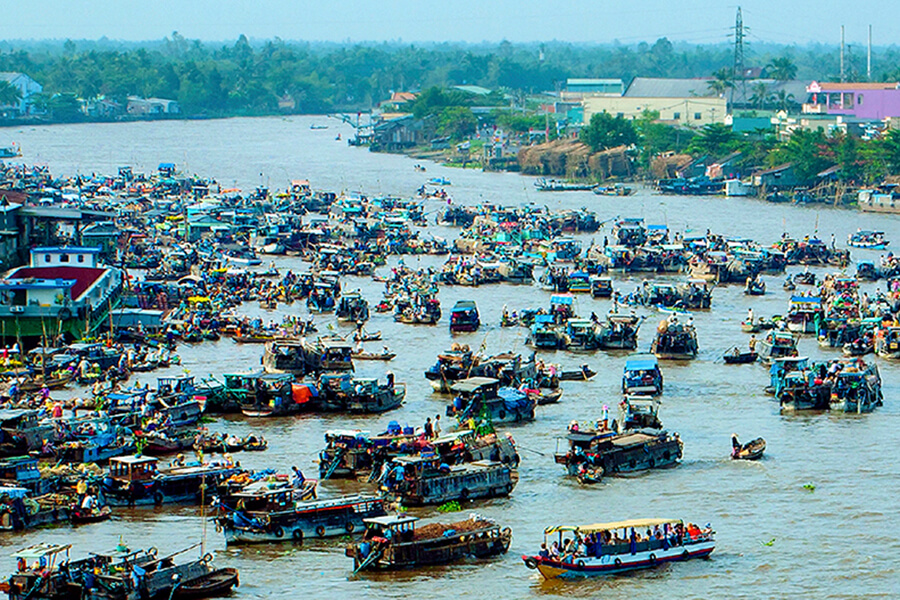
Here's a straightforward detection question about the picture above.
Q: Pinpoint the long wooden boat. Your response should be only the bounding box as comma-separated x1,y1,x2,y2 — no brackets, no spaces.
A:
348,514,511,571
173,567,239,598
731,436,766,460
522,518,714,579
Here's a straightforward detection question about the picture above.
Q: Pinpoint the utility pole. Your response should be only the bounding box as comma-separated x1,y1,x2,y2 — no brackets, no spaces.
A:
840,25,846,83
867,25,872,81
731,7,747,107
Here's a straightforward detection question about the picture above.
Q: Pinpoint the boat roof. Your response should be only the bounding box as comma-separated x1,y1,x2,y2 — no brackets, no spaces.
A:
772,356,809,364
110,455,158,465
12,543,71,559
545,518,682,535
364,514,418,526
624,354,659,370
452,300,477,308
550,295,574,305
450,377,499,392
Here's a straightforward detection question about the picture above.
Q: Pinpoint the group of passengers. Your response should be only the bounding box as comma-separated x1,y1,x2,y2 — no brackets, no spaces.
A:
537,522,712,563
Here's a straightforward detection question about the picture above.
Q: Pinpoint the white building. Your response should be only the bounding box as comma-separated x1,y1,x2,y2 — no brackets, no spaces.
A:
0,72,43,115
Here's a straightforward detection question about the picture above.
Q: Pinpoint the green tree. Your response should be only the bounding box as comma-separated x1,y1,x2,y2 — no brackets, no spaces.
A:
766,57,798,81
749,82,769,109
580,111,638,152
437,106,477,141
686,123,737,158
47,93,83,121
633,109,694,169
772,89,796,112
768,128,833,182
707,67,734,97
0,81,22,107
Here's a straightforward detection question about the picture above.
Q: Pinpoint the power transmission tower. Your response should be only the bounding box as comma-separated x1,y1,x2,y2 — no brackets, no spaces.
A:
731,7,748,107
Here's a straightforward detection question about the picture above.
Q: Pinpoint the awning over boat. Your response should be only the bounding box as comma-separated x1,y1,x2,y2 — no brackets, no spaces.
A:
544,518,682,535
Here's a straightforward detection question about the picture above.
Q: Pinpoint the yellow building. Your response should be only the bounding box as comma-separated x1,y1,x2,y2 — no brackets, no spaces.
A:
582,96,727,127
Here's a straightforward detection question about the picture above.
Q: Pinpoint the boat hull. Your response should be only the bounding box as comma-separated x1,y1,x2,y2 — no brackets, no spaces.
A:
527,541,714,579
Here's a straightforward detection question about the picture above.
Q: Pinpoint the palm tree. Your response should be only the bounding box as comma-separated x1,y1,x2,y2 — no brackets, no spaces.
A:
766,57,798,82
750,82,770,109
0,81,22,108
772,89,796,112
707,67,734,97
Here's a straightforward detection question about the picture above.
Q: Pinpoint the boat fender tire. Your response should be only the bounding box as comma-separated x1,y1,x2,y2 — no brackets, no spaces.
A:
154,491,165,506
459,489,469,500
273,526,284,538
682,550,690,560
576,560,586,567
202,553,213,564
649,553,657,564
614,558,622,566
292,529,303,542
524,557,538,569
648,458,655,468
316,525,327,537
148,547,158,557
346,522,355,534
499,411,506,420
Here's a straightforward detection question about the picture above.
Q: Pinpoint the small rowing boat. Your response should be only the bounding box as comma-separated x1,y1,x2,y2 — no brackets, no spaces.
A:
731,435,766,460
350,349,396,361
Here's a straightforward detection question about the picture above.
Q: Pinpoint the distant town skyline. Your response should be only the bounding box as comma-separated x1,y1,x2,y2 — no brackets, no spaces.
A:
1,0,892,46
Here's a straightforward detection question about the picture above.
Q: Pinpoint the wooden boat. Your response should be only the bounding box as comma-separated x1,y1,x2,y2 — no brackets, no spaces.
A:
217,493,385,544
383,456,517,506
232,332,276,344
522,518,715,579
354,330,382,342
173,567,239,598
731,436,766,460
558,366,596,381
70,506,112,524
723,349,758,364
350,349,396,361
528,388,562,405
348,514,511,571
17,372,74,392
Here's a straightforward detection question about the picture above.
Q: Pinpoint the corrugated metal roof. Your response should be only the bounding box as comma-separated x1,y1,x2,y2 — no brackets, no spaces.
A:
624,77,716,98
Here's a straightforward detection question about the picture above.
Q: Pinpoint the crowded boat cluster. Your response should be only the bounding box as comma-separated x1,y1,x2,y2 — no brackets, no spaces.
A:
0,156,895,595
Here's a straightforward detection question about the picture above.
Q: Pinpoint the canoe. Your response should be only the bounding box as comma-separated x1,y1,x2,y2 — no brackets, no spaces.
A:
531,389,562,405
174,567,239,599
723,351,758,364
732,437,766,460
558,367,596,381
355,330,382,342
351,351,396,361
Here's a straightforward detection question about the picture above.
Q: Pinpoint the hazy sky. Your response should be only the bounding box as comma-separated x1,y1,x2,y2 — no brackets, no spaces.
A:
0,0,890,45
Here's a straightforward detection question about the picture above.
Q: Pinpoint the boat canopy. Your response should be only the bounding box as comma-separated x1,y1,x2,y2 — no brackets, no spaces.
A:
545,518,682,535
624,355,659,371
12,543,71,559
550,295,574,305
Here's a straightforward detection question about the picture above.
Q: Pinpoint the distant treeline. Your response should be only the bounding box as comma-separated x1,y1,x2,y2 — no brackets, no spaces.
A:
3,34,900,117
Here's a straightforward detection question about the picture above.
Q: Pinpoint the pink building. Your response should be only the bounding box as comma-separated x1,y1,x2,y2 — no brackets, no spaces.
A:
803,81,900,120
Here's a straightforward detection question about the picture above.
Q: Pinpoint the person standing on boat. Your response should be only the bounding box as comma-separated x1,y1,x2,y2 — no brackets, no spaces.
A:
749,335,757,351
747,307,754,323
433,415,442,438
424,417,433,438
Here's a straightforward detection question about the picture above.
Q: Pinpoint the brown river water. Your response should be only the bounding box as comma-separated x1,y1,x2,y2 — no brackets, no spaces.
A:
2,116,899,599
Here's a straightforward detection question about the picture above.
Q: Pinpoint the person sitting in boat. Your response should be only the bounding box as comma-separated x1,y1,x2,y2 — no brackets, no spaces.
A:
731,434,741,458
292,466,305,487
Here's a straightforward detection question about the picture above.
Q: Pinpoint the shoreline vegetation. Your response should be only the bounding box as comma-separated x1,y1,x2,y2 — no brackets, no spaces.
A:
3,36,900,194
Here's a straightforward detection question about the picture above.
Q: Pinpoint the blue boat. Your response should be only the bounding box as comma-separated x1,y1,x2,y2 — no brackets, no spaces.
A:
622,354,663,396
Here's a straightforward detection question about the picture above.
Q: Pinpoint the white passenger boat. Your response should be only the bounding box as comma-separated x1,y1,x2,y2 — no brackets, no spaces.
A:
522,518,714,579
